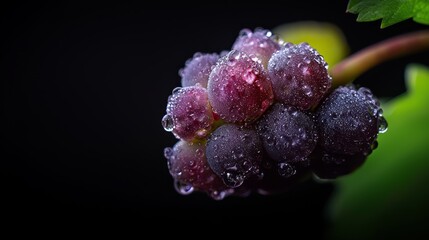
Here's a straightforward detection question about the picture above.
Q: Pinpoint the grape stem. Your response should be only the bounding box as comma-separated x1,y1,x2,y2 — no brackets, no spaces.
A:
331,30,429,86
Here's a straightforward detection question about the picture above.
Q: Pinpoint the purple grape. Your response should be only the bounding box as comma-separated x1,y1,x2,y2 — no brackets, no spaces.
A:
268,43,332,110
256,165,311,195
256,103,317,177
316,85,383,155
162,86,214,141
311,148,368,179
165,141,229,199
179,52,219,88
206,124,264,188
232,28,281,68
207,50,274,123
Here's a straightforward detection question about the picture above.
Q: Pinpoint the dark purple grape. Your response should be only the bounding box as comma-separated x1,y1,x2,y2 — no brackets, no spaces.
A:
207,50,274,123
232,28,281,68
256,165,311,195
316,85,382,155
256,103,317,177
268,42,332,110
164,141,229,199
311,148,368,179
162,86,214,141
206,124,264,188
179,52,219,88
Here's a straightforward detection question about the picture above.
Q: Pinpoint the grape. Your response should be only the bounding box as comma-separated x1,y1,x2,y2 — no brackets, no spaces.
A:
316,85,382,155
256,103,317,177
179,52,219,88
232,28,281,68
311,148,368,179
161,28,387,199
256,165,311,195
207,50,274,123
206,124,263,188
268,42,332,110
162,86,214,141
164,141,229,198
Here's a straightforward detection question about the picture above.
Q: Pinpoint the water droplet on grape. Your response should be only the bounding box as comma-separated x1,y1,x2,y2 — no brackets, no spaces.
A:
164,147,173,159
174,180,194,195
172,87,182,95
243,69,256,84
193,52,203,58
195,129,208,138
178,68,184,77
278,162,296,178
195,148,204,157
162,114,174,132
222,171,244,188
210,190,227,200
239,29,252,37
259,41,268,48
303,85,313,97
378,116,388,133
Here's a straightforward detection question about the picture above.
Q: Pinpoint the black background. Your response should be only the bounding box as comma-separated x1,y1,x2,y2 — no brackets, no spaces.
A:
2,2,428,235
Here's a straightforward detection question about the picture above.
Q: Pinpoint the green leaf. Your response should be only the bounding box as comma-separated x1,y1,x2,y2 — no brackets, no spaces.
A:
348,0,429,28
329,64,429,239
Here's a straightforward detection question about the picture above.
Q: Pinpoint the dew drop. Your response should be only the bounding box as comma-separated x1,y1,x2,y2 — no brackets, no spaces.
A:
210,190,227,200
172,87,182,95
178,68,184,77
195,148,204,157
243,69,256,84
251,55,261,64
222,171,244,188
263,29,272,37
227,50,241,66
239,29,252,37
378,116,388,133
303,85,313,97
174,180,194,195
195,129,208,138
162,114,174,132
278,162,296,178
164,147,173,159
193,52,203,58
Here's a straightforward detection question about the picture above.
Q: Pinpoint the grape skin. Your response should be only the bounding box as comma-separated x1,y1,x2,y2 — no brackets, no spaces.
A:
256,103,318,169
268,43,332,110
311,148,368,179
165,86,214,141
316,85,380,155
180,52,219,88
232,28,281,68
161,29,387,198
207,50,274,124
165,141,228,195
206,124,264,188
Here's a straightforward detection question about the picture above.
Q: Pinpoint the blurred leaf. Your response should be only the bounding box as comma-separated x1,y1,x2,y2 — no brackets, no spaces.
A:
273,21,349,67
329,64,429,239
348,0,429,28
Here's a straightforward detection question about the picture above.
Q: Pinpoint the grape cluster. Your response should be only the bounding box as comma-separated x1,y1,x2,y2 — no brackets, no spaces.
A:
162,28,387,200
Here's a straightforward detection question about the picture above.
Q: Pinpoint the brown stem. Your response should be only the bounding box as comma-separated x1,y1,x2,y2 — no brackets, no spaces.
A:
330,30,429,86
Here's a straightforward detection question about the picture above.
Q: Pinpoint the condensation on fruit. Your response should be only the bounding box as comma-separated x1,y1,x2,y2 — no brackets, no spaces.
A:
208,50,274,123
161,28,388,199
